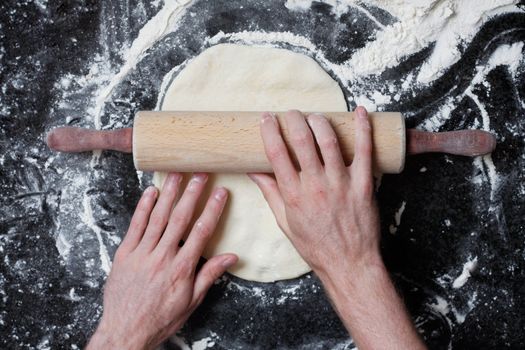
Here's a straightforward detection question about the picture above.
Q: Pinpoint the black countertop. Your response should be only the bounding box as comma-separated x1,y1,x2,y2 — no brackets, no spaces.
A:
1,1,525,349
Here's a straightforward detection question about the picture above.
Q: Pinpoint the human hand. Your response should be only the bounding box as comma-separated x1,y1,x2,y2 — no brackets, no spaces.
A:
87,173,237,350
250,108,426,349
249,107,382,282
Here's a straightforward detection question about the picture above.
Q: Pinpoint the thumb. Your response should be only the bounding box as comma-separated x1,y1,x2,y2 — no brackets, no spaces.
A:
192,254,237,307
247,173,290,233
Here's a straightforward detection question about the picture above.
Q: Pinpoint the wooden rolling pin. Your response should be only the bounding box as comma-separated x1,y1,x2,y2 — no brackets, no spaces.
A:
46,111,496,174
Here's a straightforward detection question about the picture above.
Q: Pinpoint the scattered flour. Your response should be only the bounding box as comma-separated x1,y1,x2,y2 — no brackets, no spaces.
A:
430,295,451,315
191,334,217,350
452,256,478,289
389,201,406,234
93,0,193,129
285,0,520,84
428,293,476,326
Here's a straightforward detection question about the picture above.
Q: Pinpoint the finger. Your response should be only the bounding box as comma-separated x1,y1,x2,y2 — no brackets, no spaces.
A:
177,187,228,265
285,110,323,175
156,173,208,254
117,186,158,256
350,107,374,195
260,112,299,189
248,173,290,233
191,254,238,308
139,172,183,252
306,113,347,177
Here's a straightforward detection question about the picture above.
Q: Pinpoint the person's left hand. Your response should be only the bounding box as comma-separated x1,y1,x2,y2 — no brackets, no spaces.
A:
87,172,238,350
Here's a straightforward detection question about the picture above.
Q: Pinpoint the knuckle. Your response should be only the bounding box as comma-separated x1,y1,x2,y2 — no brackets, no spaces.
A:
205,265,221,283
148,214,165,228
267,180,280,192
135,204,149,216
359,117,372,131
194,221,213,240
171,211,191,226
291,131,311,146
319,136,338,150
128,221,142,234
171,259,193,283
172,259,193,280
126,217,141,234
267,145,286,161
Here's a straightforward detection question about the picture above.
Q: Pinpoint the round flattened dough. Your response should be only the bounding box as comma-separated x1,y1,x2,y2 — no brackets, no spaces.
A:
155,43,347,282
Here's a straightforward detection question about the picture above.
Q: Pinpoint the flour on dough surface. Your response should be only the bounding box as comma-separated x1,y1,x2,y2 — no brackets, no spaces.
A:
155,44,347,282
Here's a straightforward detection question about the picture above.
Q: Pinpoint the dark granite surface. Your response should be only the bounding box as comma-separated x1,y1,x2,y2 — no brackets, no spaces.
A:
1,1,524,349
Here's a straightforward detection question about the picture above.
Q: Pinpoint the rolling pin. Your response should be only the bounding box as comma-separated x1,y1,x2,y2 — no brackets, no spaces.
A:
46,111,496,174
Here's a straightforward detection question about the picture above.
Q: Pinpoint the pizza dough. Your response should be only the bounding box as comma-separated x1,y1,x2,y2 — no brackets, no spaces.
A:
154,43,347,282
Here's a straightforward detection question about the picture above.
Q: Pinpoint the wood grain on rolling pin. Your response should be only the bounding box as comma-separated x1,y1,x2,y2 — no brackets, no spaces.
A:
132,111,406,174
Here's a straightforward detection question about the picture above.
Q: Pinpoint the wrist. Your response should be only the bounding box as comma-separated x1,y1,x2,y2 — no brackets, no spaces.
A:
87,318,151,350
316,252,388,300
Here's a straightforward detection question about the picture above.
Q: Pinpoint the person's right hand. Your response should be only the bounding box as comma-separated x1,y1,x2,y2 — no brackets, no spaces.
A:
250,108,427,350
248,107,382,281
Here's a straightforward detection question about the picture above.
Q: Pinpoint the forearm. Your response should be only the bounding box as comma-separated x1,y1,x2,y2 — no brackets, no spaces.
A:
86,320,151,350
318,258,426,350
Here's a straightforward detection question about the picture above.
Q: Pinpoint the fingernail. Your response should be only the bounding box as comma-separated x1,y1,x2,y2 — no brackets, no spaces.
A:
166,173,182,188
221,256,237,268
356,107,368,119
261,113,272,124
188,173,207,192
192,173,208,183
145,186,157,196
307,113,325,126
214,187,227,200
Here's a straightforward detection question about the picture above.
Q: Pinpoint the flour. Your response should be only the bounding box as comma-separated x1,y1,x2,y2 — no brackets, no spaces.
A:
61,0,195,277
427,292,476,327
191,334,217,350
470,42,525,92
430,295,451,316
93,0,193,129
389,200,406,234
415,40,523,233
284,0,520,84
168,332,219,350
465,42,524,210
452,256,478,289
80,194,111,274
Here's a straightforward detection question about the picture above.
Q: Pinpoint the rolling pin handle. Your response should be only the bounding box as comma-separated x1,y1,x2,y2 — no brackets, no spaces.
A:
46,126,133,153
406,129,496,157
